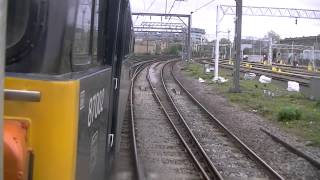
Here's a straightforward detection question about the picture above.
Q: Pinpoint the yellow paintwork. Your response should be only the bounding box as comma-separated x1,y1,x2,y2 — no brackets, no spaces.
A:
271,66,282,73
244,63,253,69
4,77,80,180
308,64,313,72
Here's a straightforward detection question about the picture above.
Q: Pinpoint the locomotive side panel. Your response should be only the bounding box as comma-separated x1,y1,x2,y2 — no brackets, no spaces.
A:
76,68,112,180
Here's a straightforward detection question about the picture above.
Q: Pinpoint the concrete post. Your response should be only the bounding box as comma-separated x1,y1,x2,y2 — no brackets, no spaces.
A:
229,42,232,60
187,14,192,61
213,5,220,81
268,37,272,64
312,46,315,71
291,41,294,65
0,0,7,179
232,0,242,93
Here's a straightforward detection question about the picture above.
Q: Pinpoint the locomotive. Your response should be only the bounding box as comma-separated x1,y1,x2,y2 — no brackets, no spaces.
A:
3,0,134,179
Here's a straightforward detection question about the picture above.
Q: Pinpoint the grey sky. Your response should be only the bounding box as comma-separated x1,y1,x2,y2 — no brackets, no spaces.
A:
130,0,320,40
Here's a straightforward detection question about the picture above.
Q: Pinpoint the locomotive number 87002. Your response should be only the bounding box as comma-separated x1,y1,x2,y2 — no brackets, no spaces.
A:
2,0,134,180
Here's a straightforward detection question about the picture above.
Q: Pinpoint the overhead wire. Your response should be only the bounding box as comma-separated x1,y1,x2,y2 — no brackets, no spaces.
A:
146,0,157,12
142,0,146,10
168,0,176,14
193,0,216,13
134,0,154,25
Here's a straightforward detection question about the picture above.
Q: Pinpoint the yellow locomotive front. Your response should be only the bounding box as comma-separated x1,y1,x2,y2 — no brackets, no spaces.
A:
3,0,133,179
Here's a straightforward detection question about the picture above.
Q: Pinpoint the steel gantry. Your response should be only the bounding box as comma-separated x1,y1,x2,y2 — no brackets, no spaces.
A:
216,3,320,92
220,5,320,19
132,12,192,61
134,22,185,33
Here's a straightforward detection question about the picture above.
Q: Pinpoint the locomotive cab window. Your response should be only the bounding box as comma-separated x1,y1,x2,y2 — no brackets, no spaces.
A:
72,0,101,69
6,0,33,65
6,0,30,49
72,0,93,67
92,0,99,58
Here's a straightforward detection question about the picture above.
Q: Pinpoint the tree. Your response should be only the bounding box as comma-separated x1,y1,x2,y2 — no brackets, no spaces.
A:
243,48,250,55
265,30,280,43
220,38,231,45
165,44,182,55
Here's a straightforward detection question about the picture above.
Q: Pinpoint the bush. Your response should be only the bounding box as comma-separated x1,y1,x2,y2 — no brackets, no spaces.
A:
315,100,320,108
277,106,302,122
164,44,182,55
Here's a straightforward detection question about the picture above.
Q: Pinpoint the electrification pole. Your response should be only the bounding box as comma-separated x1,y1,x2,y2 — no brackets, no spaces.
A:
231,0,242,93
213,5,220,81
268,37,273,64
187,12,192,61
165,0,167,14
312,46,315,70
0,0,7,179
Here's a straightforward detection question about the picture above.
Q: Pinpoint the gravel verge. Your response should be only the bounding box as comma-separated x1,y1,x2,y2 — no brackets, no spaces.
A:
174,61,320,180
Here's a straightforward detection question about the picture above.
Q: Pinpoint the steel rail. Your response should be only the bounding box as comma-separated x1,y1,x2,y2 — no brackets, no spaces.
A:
128,57,172,180
221,62,313,80
237,62,320,77
261,128,320,170
202,58,319,77
146,62,221,180
219,63,311,86
130,62,149,180
160,61,224,180
198,59,311,86
169,61,285,180
130,59,158,78
219,60,319,77
216,59,319,77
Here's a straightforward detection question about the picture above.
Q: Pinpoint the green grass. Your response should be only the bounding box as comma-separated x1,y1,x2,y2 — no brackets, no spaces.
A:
184,62,320,146
277,106,302,122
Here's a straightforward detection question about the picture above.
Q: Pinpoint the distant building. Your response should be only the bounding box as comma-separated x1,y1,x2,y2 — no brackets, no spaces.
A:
134,39,166,55
133,27,207,55
277,35,320,65
280,35,320,50
190,28,206,44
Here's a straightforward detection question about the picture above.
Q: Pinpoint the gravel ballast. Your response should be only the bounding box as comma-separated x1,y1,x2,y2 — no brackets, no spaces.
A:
174,61,320,180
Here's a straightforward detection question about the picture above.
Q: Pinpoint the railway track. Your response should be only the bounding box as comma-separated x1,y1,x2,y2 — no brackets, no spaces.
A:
130,62,149,180
155,60,285,179
216,59,320,76
111,62,148,180
169,60,320,179
197,59,312,86
114,57,320,180
132,62,203,179
147,62,223,179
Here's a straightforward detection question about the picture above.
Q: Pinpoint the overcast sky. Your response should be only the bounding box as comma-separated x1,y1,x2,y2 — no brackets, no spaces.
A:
130,0,320,40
